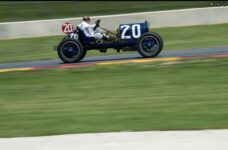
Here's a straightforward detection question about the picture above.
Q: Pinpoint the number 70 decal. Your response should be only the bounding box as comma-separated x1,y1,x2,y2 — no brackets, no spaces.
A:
120,24,141,39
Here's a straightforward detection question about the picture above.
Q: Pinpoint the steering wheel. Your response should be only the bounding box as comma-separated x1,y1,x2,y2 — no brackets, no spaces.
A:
94,19,101,30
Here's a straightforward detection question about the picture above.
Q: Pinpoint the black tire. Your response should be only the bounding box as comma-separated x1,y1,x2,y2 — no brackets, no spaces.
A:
57,39,84,63
137,32,163,58
79,49,87,61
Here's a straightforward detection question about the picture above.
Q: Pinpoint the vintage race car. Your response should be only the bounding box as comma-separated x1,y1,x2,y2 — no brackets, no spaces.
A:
54,20,163,63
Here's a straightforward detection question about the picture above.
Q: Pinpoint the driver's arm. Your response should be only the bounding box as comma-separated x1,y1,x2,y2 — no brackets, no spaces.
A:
87,19,100,30
89,24,96,29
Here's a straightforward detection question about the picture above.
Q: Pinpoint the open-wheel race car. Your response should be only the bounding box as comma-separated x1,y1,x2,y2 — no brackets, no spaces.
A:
54,20,163,63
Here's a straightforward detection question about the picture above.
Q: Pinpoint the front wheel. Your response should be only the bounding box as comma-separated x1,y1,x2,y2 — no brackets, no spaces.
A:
57,39,84,63
137,32,163,58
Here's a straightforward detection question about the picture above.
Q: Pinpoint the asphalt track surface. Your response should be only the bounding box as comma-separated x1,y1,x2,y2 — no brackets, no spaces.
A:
0,46,228,69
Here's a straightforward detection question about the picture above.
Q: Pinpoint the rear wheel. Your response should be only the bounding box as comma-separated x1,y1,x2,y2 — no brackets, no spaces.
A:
57,39,84,63
137,32,163,58
80,49,87,61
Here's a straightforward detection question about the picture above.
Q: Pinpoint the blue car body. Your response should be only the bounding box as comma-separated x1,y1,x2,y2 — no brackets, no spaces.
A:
74,20,150,50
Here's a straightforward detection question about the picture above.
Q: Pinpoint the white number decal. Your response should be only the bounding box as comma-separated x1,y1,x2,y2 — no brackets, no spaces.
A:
69,33,78,39
132,24,141,38
120,24,141,39
121,25,131,39
63,23,73,33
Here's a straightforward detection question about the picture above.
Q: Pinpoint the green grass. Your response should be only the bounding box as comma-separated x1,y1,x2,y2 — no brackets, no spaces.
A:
0,1,209,22
0,23,228,64
0,57,228,137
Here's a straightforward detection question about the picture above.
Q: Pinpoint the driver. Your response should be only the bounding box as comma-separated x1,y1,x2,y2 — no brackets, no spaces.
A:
77,16,111,41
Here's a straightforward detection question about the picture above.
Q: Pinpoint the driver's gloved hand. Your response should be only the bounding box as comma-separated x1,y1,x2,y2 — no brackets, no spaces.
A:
95,19,101,26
